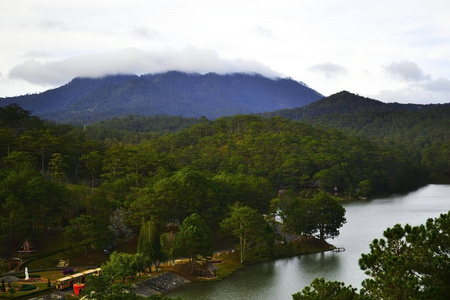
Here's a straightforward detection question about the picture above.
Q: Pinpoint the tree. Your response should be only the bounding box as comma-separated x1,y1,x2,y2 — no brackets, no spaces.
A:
64,214,112,255
174,213,213,273
48,152,67,181
138,168,226,228
220,203,272,264
102,252,136,283
359,212,450,300
80,150,104,193
283,192,346,240
82,271,141,300
292,278,360,300
137,219,163,272
212,172,275,213
313,192,347,240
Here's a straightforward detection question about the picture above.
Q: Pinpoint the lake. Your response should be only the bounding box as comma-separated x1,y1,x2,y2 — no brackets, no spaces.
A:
168,184,450,299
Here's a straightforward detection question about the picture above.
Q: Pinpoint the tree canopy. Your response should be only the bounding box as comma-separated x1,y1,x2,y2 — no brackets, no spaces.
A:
174,213,213,273
283,192,346,240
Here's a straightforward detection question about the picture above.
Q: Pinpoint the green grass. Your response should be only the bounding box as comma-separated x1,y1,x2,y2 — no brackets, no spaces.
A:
0,281,51,299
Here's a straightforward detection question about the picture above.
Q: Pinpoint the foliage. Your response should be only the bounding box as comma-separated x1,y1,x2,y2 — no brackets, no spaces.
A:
220,203,273,263
267,91,450,183
137,219,163,272
64,214,112,255
283,192,346,240
292,278,360,300
129,168,226,228
359,212,450,300
92,114,202,134
101,252,136,283
82,272,142,300
174,213,213,273
212,172,275,213
0,101,445,259
19,284,37,291
62,267,75,275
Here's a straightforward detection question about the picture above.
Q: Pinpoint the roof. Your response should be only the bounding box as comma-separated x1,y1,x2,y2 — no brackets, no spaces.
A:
198,262,218,271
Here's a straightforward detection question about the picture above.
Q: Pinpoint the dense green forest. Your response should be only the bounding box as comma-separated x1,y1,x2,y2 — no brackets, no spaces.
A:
0,103,431,260
266,91,450,183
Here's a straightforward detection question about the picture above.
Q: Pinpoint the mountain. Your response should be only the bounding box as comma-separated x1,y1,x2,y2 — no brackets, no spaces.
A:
265,91,450,140
0,71,322,124
264,90,426,120
265,91,450,182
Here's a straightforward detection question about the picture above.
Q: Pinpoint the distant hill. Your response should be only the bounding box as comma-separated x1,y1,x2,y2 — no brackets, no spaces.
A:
0,71,322,124
265,91,450,182
264,90,425,120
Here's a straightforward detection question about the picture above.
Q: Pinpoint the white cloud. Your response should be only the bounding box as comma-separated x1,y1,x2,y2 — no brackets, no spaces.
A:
132,26,160,39
384,61,430,82
375,87,449,104
8,46,280,86
1,0,450,103
423,77,450,92
309,63,347,79
253,25,276,39
24,50,52,58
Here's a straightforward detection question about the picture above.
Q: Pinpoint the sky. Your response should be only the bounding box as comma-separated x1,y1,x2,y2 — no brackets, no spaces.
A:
1,0,450,104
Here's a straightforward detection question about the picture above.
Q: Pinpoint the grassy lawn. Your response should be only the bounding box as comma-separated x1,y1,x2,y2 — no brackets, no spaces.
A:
0,279,52,299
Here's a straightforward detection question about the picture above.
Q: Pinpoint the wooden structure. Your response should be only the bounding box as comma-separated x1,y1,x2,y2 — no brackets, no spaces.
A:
196,262,218,278
333,247,346,252
56,268,101,290
18,239,36,254
6,258,22,270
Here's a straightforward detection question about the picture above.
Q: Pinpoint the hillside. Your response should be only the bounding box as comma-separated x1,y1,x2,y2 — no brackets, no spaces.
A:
266,91,450,182
264,90,424,119
0,71,322,124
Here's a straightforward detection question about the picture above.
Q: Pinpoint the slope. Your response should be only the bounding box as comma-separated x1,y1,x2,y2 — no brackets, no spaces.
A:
0,71,322,124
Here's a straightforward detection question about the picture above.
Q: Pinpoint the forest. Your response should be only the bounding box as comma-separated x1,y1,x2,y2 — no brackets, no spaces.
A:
267,91,450,182
0,101,434,258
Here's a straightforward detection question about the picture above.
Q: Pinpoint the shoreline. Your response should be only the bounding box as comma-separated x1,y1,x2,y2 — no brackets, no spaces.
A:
154,237,333,297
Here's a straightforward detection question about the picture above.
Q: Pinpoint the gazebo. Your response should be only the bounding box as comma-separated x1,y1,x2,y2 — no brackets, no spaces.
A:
18,239,36,254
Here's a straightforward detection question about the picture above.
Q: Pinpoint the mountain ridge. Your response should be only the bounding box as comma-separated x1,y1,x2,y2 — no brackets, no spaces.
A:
263,90,431,120
0,71,323,124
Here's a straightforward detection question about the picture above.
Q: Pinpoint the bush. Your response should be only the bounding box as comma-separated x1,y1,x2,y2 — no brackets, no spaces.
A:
62,267,75,275
20,284,37,291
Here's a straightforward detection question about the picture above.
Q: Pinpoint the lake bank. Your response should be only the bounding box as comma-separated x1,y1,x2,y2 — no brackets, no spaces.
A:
168,184,450,299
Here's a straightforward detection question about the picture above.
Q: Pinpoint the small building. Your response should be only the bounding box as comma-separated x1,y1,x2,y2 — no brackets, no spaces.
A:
18,239,36,254
196,262,218,278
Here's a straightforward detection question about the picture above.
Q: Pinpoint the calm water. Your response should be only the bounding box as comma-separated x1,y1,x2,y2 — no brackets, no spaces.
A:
169,184,450,299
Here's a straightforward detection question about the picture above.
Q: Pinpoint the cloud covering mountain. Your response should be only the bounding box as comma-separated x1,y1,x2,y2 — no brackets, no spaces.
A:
9,47,280,86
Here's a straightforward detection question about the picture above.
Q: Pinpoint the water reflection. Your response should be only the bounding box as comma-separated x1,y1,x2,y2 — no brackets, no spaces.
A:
169,185,450,299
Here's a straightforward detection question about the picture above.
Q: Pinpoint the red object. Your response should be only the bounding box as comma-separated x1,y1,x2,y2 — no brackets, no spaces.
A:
73,283,85,295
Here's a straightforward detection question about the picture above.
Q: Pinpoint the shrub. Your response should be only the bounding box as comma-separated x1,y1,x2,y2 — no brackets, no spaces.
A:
62,267,75,275
17,274,41,279
20,284,37,291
